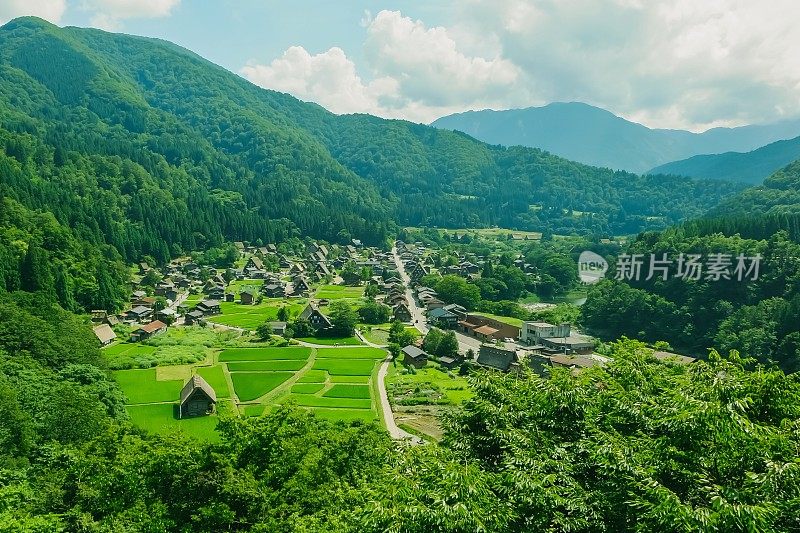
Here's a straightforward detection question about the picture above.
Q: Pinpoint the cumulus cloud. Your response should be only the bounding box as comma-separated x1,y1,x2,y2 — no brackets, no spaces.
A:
240,46,398,116
458,0,800,129
240,2,800,129
0,0,66,25
240,10,523,123
81,0,180,30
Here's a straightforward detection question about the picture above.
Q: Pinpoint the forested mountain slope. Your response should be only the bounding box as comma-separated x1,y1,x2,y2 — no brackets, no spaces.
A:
582,159,800,370
432,102,800,173
0,16,741,253
649,135,800,184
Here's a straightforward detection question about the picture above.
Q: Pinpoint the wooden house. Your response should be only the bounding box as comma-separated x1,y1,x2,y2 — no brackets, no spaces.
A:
402,345,428,368
130,320,167,342
299,303,333,331
93,324,116,346
179,375,217,418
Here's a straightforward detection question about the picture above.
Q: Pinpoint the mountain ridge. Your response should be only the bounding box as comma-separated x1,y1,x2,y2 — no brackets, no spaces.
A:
647,135,800,184
431,102,800,174
0,16,742,258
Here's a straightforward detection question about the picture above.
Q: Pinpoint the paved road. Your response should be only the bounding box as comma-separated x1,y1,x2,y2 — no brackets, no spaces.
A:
391,246,428,334
377,359,423,443
392,245,478,356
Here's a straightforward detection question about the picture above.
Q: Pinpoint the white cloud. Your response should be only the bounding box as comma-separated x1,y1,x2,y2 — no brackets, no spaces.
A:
81,0,180,30
240,10,523,123
240,46,395,116
458,0,800,129
0,0,66,25
240,2,800,129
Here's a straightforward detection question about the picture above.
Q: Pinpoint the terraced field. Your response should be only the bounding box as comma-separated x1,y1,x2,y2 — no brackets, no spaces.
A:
112,342,387,436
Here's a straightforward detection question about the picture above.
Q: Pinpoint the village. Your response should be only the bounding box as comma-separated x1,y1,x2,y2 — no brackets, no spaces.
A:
92,236,694,441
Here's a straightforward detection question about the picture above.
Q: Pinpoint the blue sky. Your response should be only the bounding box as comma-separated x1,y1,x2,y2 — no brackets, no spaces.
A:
2,1,799,130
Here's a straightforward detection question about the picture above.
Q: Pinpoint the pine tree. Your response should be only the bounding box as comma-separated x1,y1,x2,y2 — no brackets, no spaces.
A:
55,268,76,311
21,244,54,296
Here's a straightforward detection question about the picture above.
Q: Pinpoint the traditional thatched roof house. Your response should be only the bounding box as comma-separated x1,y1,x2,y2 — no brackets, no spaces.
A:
179,375,217,418
93,324,116,346
299,303,332,331
477,344,518,372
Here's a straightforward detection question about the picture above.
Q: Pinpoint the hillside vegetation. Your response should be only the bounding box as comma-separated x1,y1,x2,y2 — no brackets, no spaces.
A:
0,16,741,261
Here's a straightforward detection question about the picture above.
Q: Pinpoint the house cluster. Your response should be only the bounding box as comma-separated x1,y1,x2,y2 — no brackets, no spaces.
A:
475,321,696,376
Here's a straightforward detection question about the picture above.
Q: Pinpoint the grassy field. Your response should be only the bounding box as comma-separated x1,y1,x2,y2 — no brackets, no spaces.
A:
291,383,326,394
316,347,386,359
196,365,230,398
361,325,421,345
104,343,157,358
126,401,233,441
114,369,184,404
312,359,378,376
230,372,293,401
209,300,305,330
219,347,311,361
472,312,525,328
226,360,306,372
323,384,371,399
297,335,362,346
315,285,365,299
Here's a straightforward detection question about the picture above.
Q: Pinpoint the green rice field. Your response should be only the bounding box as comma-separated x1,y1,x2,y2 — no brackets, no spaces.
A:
315,347,386,359
312,358,377,376
226,360,307,372
291,383,326,394
219,347,311,361
323,384,371,399
229,372,293,401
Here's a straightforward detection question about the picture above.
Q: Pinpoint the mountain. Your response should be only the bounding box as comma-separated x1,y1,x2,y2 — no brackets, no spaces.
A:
0,15,742,280
431,102,800,174
648,135,800,184
708,158,800,217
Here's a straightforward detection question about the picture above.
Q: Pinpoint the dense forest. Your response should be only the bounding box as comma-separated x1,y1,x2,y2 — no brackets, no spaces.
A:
0,16,741,267
582,161,800,371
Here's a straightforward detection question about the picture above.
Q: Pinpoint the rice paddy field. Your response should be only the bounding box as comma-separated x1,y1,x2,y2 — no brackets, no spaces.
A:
113,366,235,441
207,300,305,330
229,372,294,401
112,339,386,436
219,346,311,361
315,284,365,300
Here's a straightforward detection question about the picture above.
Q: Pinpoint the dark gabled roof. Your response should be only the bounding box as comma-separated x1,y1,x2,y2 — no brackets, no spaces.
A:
180,374,217,404
198,299,220,307
129,305,151,315
402,345,426,359
428,307,456,319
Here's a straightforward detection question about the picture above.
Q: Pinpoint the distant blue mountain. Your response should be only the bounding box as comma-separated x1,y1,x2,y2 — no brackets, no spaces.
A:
431,102,800,174
648,135,800,184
